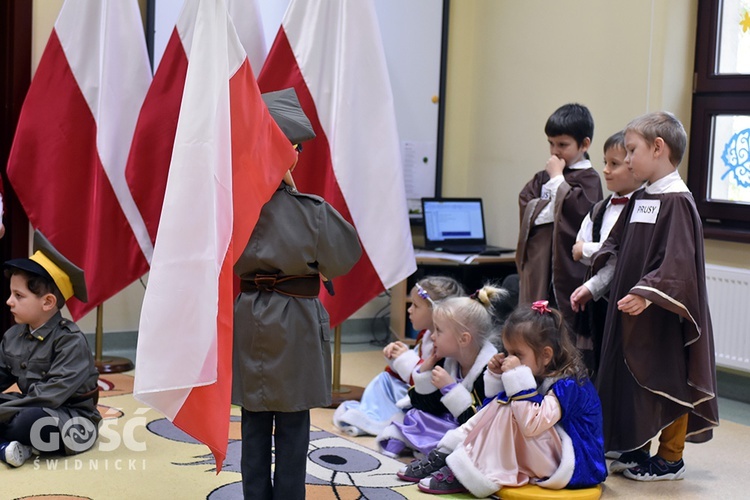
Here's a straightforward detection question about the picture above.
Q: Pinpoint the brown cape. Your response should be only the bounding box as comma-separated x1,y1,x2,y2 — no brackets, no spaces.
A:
516,167,602,328
593,189,718,451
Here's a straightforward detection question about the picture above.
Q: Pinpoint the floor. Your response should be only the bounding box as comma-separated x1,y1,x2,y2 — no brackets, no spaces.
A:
101,324,750,498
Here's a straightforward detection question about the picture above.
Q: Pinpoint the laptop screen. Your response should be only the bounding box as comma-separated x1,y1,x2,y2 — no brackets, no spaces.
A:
421,198,487,247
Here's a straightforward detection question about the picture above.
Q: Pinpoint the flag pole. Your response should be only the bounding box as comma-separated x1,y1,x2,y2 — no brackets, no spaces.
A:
328,323,364,408
94,304,134,374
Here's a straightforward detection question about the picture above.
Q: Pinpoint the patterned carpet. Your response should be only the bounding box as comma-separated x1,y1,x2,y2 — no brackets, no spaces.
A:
7,365,749,499
3,373,446,500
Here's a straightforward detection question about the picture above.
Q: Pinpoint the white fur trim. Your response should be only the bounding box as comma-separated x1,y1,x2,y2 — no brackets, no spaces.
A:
534,425,575,489
332,404,388,436
446,445,499,498
412,367,435,394
392,350,420,382
332,403,364,436
376,423,407,454
501,365,537,397
441,385,473,418
438,427,467,453
395,395,412,409
484,369,504,398
460,342,498,391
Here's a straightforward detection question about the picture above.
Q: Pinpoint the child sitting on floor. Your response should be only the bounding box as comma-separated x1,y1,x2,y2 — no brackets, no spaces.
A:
398,301,607,497
333,276,465,436
377,286,509,459
0,231,100,468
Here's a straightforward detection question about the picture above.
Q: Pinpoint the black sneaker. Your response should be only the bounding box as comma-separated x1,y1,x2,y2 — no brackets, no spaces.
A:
623,456,686,481
397,449,449,482
609,448,651,473
417,466,468,494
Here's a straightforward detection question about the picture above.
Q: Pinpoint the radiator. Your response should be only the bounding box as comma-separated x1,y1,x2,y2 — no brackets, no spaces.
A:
705,264,750,373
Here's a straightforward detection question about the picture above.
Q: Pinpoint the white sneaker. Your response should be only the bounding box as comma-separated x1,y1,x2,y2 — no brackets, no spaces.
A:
3,441,33,467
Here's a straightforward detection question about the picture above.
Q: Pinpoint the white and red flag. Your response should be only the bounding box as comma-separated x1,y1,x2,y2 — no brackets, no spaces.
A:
132,0,294,471
125,0,268,241
6,0,153,320
258,0,416,326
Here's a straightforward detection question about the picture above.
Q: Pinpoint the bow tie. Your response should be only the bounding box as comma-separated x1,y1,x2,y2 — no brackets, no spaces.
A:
610,196,629,205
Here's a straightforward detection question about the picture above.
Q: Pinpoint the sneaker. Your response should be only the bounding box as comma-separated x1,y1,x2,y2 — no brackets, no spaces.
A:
623,456,686,481
397,449,449,482
609,448,651,473
417,466,468,495
0,441,33,468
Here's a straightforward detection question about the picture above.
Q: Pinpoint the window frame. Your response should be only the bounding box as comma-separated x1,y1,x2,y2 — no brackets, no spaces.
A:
688,0,750,242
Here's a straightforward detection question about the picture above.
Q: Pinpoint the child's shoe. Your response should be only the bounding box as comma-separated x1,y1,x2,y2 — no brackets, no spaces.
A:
608,448,650,473
417,466,468,494
623,456,685,481
397,449,449,482
0,441,34,467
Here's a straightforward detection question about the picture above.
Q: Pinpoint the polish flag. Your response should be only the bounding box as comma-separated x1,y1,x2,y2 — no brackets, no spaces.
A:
125,0,267,243
6,0,153,320
258,0,416,326
132,0,294,471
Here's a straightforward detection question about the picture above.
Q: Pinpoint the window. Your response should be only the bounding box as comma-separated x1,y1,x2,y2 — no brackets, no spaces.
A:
688,0,750,242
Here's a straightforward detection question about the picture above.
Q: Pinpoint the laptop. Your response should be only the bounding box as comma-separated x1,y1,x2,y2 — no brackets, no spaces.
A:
421,197,513,254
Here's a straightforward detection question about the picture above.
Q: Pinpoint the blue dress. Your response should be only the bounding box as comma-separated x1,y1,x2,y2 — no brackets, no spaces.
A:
333,330,433,436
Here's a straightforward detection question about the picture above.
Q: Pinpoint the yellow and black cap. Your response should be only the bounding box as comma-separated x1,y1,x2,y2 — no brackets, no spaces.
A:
4,230,88,303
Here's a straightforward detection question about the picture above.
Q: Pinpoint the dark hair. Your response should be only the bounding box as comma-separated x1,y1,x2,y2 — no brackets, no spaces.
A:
544,103,594,148
4,268,65,309
502,304,586,380
625,111,687,167
603,130,626,154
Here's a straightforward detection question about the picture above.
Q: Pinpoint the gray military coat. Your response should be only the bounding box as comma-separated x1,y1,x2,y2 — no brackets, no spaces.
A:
0,311,101,454
231,183,361,412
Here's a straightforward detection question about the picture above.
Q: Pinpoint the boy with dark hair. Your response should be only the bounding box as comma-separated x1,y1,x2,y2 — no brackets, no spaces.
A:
0,231,100,467
571,111,718,481
516,103,603,330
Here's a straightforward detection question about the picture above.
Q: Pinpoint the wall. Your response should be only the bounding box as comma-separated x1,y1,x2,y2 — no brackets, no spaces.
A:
443,0,748,271
28,0,748,334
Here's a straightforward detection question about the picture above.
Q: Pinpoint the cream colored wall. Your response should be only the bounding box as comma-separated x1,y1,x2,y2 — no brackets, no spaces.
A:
444,0,747,270
27,0,747,333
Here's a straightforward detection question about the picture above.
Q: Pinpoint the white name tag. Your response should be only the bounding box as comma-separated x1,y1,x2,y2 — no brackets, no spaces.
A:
630,199,660,224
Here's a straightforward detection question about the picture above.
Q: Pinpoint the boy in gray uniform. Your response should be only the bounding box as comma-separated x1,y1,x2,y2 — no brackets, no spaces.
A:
0,231,100,467
232,89,362,499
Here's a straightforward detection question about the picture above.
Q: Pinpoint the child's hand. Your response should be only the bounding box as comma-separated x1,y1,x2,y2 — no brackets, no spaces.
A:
618,293,648,316
570,285,593,312
431,365,455,389
572,241,584,261
383,341,408,360
487,352,506,375
419,352,440,372
501,355,521,372
545,155,565,178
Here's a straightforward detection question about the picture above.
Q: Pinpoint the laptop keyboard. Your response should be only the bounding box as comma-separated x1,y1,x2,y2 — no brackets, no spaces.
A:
440,245,486,254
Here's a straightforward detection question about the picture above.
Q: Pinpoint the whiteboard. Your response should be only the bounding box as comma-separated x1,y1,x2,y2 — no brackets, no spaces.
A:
149,0,446,212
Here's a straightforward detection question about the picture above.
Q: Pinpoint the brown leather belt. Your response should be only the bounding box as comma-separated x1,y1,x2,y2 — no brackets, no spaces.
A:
240,274,320,298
